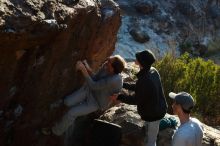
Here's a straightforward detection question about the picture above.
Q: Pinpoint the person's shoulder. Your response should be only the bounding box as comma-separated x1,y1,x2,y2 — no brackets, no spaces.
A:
150,66,158,72
190,118,204,130
190,118,202,126
110,74,122,83
148,67,160,81
176,125,192,135
149,67,160,75
113,73,122,79
190,117,201,123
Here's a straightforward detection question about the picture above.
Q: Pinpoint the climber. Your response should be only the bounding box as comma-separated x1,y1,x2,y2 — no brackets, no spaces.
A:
47,55,126,136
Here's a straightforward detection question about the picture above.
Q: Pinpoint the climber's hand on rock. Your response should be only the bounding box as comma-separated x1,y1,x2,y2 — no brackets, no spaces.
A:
76,61,84,71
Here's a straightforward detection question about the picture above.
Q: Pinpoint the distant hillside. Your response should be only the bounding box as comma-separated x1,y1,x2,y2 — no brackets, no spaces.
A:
114,0,220,61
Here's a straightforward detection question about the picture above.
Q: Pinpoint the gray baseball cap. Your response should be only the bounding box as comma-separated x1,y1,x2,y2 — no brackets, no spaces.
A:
169,92,195,112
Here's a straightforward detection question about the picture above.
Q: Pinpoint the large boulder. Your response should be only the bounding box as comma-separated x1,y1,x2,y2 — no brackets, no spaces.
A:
100,103,220,146
129,28,150,43
0,0,121,146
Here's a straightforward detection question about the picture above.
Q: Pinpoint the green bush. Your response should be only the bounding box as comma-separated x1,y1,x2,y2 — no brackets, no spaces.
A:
155,53,220,117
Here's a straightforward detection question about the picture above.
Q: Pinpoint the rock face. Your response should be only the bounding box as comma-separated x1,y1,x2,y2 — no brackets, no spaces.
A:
0,0,121,146
100,103,220,146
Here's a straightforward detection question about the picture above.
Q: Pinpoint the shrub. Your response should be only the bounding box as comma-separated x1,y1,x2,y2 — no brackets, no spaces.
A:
155,53,220,118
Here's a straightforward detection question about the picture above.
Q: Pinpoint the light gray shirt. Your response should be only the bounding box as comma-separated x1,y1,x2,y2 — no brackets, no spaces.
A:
85,67,123,110
172,118,204,146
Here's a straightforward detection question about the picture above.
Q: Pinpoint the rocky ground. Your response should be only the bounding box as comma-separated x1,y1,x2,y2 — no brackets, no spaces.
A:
100,103,220,146
66,103,220,146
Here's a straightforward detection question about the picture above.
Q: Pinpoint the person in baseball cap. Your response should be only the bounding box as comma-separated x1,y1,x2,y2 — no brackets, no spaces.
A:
169,92,195,113
169,91,203,146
